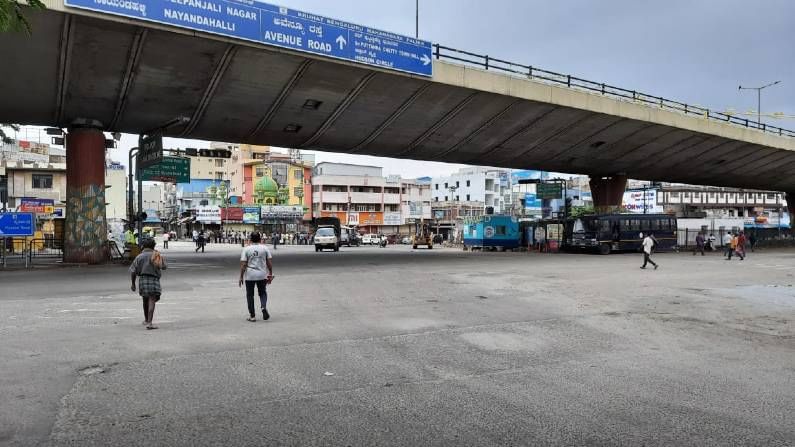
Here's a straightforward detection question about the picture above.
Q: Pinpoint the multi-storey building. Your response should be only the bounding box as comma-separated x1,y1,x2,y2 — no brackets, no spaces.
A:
104,160,127,221
312,163,431,235
431,167,512,213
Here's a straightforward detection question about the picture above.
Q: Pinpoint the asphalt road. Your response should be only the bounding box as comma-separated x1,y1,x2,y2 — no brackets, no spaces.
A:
1,241,793,446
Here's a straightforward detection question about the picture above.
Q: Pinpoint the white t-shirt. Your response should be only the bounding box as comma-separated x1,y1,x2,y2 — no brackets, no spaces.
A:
642,236,655,254
240,243,272,281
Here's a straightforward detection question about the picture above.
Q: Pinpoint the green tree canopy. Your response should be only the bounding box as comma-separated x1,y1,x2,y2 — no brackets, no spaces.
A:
0,0,46,35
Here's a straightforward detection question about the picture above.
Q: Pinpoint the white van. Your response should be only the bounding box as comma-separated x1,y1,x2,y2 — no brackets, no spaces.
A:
314,226,339,252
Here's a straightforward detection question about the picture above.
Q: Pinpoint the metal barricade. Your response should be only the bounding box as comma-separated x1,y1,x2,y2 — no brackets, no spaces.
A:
27,237,63,265
1,237,29,268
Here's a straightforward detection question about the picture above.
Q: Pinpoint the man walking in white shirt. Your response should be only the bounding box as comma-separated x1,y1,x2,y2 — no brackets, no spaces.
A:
640,233,658,270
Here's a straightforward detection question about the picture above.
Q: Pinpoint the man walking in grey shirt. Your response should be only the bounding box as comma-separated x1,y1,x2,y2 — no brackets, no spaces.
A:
239,232,274,322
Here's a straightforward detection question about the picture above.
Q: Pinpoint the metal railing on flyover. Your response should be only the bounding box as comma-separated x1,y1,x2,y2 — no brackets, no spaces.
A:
432,44,795,138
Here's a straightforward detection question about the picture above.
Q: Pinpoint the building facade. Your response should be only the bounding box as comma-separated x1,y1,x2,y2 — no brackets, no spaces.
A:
104,160,127,221
431,167,512,214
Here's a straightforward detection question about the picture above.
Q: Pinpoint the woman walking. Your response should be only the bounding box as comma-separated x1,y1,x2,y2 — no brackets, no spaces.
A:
130,238,168,330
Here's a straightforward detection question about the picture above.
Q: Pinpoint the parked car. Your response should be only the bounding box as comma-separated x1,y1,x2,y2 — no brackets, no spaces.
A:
362,234,379,245
401,236,411,245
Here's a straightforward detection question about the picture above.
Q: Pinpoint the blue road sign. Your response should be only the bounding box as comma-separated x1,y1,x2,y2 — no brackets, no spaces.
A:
63,0,433,77
0,213,35,237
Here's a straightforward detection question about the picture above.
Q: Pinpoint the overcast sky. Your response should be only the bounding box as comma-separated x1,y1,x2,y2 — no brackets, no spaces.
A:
92,0,792,178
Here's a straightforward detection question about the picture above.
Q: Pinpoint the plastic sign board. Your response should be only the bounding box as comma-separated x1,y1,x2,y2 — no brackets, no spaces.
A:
139,157,191,183
63,0,433,77
138,134,163,169
0,212,35,236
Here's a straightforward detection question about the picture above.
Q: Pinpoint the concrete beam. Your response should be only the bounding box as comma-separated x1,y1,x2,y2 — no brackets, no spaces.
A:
301,72,376,148
54,15,73,126
110,28,147,130
181,44,238,137
247,60,312,140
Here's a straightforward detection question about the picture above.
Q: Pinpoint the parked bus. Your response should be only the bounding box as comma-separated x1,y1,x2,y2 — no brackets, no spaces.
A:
565,213,677,255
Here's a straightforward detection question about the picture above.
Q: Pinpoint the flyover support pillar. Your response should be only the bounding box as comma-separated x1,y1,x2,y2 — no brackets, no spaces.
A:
589,175,627,213
64,124,109,264
787,192,795,228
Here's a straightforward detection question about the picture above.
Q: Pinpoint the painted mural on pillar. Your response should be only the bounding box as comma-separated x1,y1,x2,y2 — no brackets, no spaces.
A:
64,183,108,263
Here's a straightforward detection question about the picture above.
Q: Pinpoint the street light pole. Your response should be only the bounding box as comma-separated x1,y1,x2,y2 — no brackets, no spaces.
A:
739,80,781,127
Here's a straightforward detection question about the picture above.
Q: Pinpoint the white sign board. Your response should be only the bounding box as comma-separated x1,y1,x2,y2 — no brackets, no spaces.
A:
623,189,664,214
383,212,402,226
196,206,221,223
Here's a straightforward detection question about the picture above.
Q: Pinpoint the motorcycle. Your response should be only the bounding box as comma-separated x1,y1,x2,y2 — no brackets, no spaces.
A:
379,237,387,248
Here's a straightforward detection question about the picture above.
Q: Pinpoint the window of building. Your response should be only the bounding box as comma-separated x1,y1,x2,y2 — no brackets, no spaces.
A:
214,159,224,167
456,181,460,188
215,172,224,180
312,185,320,192
456,195,460,201
444,183,448,189
434,197,438,202
435,184,439,190
255,168,265,177
294,186,303,197
444,196,448,201
294,170,303,180
766,193,776,200
32,174,53,189
466,194,470,201
466,180,470,187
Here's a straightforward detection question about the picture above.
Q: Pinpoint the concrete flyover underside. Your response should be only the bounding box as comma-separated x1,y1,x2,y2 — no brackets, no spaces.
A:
2,6,795,192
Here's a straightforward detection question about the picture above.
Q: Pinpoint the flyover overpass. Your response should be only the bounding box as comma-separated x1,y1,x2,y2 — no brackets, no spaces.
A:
1,1,794,262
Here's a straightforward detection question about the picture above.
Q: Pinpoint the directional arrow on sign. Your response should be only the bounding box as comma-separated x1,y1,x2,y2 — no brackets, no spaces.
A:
421,54,431,66
336,35,347,50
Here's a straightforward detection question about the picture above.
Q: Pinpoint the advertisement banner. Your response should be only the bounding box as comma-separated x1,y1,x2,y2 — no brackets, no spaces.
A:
196,206,221,223
524,193,542,209
262,205,304,219
220,207,244,222
347,213,359,226
359,212,383,225
19,198,54,214
242,207,260,224
622,189,664,214
383,212,402,226
320,211,347,222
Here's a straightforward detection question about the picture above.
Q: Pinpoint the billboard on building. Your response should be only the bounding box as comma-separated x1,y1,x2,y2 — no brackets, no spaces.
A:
19,198,54,214
524,193,542,209
383,212,402,226
196,206,221,223
242,207,260,224
409,201,423,218
359,212,383,225
623,189,663,214
220,207,244,222
261,205,303,218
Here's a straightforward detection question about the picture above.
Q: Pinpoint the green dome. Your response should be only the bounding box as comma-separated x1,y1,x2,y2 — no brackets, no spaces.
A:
254,176,278,194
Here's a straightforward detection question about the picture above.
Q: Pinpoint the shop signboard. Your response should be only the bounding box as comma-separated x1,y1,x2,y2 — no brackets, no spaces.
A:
242,207,260,224
359,212,383,225
19,198,54,214
261,205,304,219
383,212,402,226
347,213,359,226
221,207,244,222
196,206,221,223
408,201,423,218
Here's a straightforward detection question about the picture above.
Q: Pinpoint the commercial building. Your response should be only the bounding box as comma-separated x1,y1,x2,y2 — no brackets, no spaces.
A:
431,167,512,213
312,162,431,235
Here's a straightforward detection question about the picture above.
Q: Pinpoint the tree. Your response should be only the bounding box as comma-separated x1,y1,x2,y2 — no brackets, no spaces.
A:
0,0,46,35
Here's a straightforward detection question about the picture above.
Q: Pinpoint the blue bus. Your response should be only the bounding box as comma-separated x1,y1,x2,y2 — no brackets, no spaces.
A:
566,214,677,255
